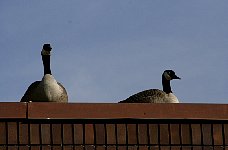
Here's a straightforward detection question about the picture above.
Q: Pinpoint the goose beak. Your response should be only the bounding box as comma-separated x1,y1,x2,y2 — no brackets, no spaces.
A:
173,75,181,80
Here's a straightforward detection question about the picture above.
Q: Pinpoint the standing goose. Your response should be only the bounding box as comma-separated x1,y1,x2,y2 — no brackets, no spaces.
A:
119,70,180,103
20,44,68,102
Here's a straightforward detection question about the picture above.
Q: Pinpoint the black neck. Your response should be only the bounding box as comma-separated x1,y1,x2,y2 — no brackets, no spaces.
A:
42,55,52,75
162,76,172,94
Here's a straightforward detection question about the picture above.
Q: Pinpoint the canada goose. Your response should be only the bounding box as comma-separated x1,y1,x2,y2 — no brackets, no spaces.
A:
20,44,68,102
119,70,180,103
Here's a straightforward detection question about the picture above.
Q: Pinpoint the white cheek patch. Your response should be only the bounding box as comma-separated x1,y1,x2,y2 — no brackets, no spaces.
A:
164,72,172,80
41,49,51,55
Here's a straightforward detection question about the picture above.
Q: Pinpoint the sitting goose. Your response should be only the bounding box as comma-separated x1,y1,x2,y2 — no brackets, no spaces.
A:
20,44,68,102
119,70,180,103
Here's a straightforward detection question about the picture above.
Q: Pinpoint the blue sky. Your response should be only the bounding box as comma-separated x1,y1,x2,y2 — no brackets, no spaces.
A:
0,1,227,103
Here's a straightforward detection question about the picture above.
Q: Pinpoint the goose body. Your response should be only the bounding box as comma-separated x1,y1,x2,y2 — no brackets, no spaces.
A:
119,70,180,103
21,44,68,102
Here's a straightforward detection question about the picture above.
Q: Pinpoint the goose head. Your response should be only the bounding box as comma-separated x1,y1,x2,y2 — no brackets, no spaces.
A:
41,44,52,56
162,70,180,94
163,70,181,81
